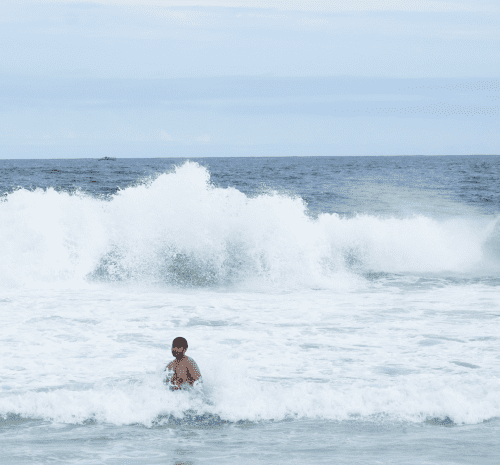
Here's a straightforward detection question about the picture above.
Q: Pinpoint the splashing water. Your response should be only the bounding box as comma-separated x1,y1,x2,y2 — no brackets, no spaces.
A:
1,162,498,289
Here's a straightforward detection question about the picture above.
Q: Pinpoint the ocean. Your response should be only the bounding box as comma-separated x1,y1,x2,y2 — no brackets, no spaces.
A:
0,156,499,464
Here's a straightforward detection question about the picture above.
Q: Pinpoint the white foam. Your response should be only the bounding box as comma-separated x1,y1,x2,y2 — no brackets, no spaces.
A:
1,370,499,426
0,162,498,289
1,280,499,427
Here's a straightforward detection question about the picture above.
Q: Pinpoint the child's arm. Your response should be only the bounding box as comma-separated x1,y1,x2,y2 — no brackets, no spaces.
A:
186,358,202,385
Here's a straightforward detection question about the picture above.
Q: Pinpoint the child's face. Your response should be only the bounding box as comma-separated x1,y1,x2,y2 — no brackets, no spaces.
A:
172,346,186,359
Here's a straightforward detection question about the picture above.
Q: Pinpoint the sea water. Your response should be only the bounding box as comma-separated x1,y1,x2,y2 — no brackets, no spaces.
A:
0,156,499,464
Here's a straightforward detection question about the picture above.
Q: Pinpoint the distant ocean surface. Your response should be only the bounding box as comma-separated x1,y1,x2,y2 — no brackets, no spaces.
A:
1,156,499,464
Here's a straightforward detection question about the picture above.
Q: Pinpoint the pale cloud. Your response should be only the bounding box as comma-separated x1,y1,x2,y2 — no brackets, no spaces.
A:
9,0,500,13
195,134,211,143
159,130,174,141
1,0,498,79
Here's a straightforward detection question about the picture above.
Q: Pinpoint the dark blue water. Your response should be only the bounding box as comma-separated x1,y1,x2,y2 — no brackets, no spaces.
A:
1,156,499,217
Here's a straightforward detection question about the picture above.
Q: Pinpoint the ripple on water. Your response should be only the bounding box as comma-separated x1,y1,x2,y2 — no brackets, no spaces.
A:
451,361,481,369
425,416,455,427
419,339,441,346
152,412,231,430
375,365,415,376
187,318,230,327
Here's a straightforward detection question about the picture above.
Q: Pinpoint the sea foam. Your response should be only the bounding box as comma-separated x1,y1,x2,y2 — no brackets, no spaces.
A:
0,161,498,288
1,369,499,426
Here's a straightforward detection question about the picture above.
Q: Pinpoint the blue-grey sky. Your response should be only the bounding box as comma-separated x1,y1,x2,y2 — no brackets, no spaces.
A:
1,0,499,157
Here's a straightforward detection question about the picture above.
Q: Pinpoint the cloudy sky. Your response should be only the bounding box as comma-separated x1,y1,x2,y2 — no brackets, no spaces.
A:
1,0,499,157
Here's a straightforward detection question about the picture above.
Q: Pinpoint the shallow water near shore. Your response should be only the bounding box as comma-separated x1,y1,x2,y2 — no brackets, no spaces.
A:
2,415,500,464
1,156,499,463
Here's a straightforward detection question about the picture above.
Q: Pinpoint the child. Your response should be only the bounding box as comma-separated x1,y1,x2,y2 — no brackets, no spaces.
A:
164,337,202,390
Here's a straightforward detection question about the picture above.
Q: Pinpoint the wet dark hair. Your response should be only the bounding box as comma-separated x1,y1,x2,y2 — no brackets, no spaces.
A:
172,337,188,350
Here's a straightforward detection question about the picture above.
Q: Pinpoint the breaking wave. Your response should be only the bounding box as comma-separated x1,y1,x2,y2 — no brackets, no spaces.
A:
1,161,498,288
1,369,498,426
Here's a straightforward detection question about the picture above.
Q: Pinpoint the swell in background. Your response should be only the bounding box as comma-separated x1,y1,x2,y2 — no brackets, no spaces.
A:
1,161,499,288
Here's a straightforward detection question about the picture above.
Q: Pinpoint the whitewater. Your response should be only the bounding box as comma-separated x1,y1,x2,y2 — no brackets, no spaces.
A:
1,156,499,464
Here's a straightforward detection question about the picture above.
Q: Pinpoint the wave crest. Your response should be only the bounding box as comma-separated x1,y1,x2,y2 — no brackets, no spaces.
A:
0,162,498,288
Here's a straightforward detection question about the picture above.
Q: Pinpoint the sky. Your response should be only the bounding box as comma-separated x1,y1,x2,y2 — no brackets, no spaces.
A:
0,0,499,157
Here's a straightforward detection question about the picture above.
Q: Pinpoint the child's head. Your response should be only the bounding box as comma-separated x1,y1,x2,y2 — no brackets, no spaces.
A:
172,336,188,359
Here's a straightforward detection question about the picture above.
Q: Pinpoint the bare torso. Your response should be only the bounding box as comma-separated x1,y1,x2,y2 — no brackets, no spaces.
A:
165,355,201,390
